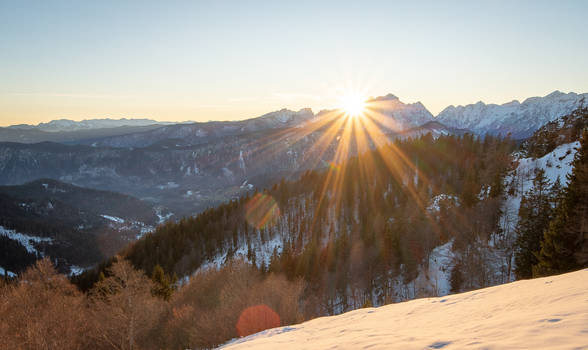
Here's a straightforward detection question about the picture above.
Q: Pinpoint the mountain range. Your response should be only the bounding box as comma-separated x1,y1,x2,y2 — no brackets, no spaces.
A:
7,118,175,132
0,90,586,275
0,91,585,215
437,91,587,138
2,91,585,146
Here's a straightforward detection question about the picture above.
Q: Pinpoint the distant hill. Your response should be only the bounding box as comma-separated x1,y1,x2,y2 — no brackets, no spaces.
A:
8,118,175,132
79,109,316,148
0,124,167,144
0,179,160,275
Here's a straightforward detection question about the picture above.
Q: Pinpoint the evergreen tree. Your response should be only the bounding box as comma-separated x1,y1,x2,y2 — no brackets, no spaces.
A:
534,130,588,276
450,259,464,293
461,170,480,208
514,168,553,279
151,264,174,301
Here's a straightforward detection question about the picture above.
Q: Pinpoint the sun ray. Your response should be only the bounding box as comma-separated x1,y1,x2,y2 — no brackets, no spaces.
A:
227,82,457,241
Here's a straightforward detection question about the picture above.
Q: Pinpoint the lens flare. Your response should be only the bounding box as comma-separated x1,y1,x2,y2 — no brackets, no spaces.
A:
236,304,281,337
244,193,280,229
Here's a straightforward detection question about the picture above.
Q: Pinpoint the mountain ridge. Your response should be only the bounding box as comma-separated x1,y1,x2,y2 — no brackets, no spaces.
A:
4,90,586,145
7,117,177,132
436,90,588,138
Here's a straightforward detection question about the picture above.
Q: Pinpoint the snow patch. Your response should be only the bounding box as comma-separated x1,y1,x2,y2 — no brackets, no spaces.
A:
0,226,53,255
501,141,578,235
69,265,86,276
427,194,459,213
0,266,17,278
155,207,173,224
100,214,125,224
157,182,179,190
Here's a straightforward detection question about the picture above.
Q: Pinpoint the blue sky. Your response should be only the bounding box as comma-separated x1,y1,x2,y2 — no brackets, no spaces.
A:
1,0,587,125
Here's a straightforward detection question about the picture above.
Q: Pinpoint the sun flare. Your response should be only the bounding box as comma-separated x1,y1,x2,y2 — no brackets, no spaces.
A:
340,94,366,117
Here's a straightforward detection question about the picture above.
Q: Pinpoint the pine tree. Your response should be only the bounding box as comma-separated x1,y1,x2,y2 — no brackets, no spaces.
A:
534,130,588,276
461,170,480,208
514,168,553,279
450,259,464,293
151,264,174,301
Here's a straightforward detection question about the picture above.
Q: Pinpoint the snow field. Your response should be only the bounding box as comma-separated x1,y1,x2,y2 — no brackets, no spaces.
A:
221,269,588,350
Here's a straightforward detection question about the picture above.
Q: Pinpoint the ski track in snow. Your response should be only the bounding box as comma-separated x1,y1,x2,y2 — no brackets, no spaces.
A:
220,269,588,350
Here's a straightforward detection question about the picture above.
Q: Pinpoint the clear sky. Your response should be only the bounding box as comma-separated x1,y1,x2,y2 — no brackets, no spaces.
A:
1,0,587,126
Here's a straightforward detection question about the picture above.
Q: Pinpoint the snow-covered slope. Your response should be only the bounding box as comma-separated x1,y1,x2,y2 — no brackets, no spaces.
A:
0,225,53,255
437,91,587,138
221,269,588,350
252,108,315,128
501,141,579,237
395,121,469,140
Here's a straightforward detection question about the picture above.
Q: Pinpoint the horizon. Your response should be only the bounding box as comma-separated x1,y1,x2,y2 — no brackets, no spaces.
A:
1,89,584,128
2,1,588,125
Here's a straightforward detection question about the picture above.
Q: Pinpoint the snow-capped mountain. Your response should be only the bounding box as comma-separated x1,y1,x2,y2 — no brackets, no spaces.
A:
220,269,588,350
314,94,434,133
396,121,469,140
8,118,174,132
253,108,315,127
366,93,434,130
436,91,588,139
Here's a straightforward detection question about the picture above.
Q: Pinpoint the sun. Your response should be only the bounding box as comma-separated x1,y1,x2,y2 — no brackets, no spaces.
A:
340,94,366,117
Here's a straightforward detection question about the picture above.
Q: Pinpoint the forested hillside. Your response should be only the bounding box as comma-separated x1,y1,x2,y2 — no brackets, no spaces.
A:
0,179,158,274
77,134,515,307
523,106,588,158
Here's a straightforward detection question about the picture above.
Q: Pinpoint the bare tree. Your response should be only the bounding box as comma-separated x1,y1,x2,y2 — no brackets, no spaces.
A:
89,257,163,350
0,258,89,350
